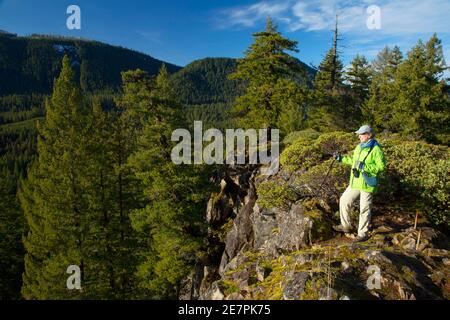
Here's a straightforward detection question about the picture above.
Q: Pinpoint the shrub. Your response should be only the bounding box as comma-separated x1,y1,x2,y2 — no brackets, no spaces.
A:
260,131,449,230
257,178,297,210
283,128,320,147
280,131,354,174
378,136,449,229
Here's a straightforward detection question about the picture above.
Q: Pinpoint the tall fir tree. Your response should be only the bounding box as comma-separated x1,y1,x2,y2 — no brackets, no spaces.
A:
308,17,360,131
229,17,309,135
363,46,403,130
82,99,149,299
20,55,92,299
391,34,450,144
371,46,403,78
345,54,372,112
19,56,149,299
125,65,212,298
0,171,24,299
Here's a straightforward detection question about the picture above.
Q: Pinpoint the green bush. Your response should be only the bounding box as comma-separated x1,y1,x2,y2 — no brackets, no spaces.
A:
293,158,350,201
280,144,321,173
280,131,354,174
314,131,355,155
257,178,297,210
260,131,449,230
378,136,449,228
283,128,320,147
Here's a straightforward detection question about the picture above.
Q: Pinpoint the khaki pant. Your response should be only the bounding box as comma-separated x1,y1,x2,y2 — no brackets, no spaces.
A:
339,186,373,237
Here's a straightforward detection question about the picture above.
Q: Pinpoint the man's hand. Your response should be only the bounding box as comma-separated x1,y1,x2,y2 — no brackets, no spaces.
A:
333,152,342,162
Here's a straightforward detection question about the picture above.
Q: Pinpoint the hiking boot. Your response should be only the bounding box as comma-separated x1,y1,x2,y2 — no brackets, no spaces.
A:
344,233,356,239
333,225,352,233
354,235,369,243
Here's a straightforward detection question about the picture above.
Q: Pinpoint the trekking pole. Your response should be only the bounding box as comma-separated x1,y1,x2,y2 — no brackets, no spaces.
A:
318,158,336,191
414,210,419,230
415,229,422,251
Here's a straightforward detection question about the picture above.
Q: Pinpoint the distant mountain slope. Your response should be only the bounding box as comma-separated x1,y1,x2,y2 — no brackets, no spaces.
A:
172,57,245,105
0,31,316,105
172,57,317,106
0,32,181,95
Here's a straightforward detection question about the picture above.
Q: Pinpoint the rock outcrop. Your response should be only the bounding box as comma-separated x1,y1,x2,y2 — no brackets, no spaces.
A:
180,132,450,300
183,161,450,300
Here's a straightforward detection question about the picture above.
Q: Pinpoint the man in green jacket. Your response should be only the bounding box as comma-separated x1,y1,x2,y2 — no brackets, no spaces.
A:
333,125,387,242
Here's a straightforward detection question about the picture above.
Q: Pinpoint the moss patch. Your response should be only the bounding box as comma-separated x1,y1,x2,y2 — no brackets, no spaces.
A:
221,279,240,295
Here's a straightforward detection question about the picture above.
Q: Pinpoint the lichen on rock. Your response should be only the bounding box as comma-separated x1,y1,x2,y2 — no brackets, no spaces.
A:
188,131,450,300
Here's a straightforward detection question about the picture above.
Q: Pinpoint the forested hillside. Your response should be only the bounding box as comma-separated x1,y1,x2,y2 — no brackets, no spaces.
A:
173,57,316,130
0,31,181,94
0,32,181,299
0,31,183,187
0,17,449,300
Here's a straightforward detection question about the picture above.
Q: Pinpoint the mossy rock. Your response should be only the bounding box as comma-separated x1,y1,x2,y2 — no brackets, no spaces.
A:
301,199,335,242
220,279,240,295
257,178,296,210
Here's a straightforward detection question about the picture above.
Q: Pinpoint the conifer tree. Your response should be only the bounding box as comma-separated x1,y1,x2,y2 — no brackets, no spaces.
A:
307,17,358,131
346,54,372,108
363,46,403,130
372,46,403,79
20,55,91,299
125,65,211,298
229,17,309,135
83,100,148,299
391,34,450,143
19,56,148,299
365,36,449,143
308,48,354,131
0,172,24,299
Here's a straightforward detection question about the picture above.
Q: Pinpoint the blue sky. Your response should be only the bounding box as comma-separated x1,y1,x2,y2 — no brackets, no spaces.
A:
1,0,449,71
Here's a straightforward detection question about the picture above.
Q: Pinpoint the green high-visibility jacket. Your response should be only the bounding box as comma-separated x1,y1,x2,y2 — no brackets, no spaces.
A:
341,139,387,193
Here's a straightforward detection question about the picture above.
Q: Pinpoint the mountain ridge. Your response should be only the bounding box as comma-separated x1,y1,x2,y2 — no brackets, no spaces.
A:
0,31,182,95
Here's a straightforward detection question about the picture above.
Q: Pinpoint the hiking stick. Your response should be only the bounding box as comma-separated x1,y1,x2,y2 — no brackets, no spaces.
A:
318,158,336,191
414,210,419,230
416,229,422,251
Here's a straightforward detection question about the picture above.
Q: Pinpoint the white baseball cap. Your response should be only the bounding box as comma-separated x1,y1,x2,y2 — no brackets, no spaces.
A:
355,125,373,135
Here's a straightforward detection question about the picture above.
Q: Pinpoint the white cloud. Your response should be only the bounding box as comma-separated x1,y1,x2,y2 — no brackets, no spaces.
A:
215,1,290,29
288,0,450,36
377,0,450,35
215,0,450,74
291,1,331,31
216,0,450,36
215,0,450,66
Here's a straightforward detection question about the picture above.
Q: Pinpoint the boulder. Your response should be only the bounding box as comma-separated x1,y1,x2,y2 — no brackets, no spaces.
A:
200,281,225,300
219,179,256,275
282,272,310,300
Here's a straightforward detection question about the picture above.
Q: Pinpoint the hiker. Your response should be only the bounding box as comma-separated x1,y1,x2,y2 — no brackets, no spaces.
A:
332,125,386,242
